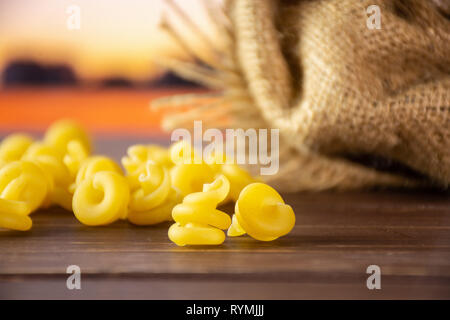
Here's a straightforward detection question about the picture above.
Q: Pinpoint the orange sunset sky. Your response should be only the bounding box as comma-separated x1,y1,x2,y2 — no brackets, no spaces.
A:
0,0,222,82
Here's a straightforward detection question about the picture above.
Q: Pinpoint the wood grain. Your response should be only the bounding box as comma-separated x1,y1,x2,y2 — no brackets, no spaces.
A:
1,190,449,299
1,90,448,299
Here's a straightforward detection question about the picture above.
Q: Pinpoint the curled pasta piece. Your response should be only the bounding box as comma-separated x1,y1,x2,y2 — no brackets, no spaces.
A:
203,149,257,202
130,161,171,212
128,187,181,226
0,198,31,216
22,142,71,188
73,171,129,226
227,213,246,237
169,175,231,246
168,222,225,246
122,144,171,190
170,164,216,197
0,186,32,232
0,160,48,213
203,148,227,174
0,203,32,231
128,161,180,225
172,175,231,228
169,141,216,197
63,139,89,178
50,186,73,212
228,183,295,241
22,142,72,209
44,119,92,155
221,163,258,202
170,140,196,165
0,134,34,167
70,156,123,193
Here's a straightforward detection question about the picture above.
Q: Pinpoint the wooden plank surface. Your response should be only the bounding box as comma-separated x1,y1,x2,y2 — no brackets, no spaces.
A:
1,189,449,299
1,90,449,299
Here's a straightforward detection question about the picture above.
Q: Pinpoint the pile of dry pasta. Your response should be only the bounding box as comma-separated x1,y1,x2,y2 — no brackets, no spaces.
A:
0,120,295,246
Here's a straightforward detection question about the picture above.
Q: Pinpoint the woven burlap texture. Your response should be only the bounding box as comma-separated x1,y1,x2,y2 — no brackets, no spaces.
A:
157,0,450,192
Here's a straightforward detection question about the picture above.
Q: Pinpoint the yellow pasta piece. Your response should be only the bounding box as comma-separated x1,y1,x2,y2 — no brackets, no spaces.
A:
0,186,31,231
128,161,180,225
72,171,129,226
22,142,72,209
129,161,170,210
203,148,227,174
44,119,92,155
0,207,32,231
168,222,226,246
22,142,71,188
0,198,31,216
169,140,196,165
227,213,246,237
50,186,73,212
0,160,48,213
43,121,92,207
0,134,34,167
221,163,258,202
170,164,216,197
228,183,295,241
63,139,89,178
169,141,216,197
169,175,231,246
128,187,181,226
70,156,123,193
122,144,172,191
203,149,257,203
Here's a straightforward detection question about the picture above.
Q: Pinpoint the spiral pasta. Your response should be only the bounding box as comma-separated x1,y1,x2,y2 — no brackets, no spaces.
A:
0,160,49,213
22,143,71,188
64,140,89,178
0,160,35,231
220,163,258,202
44,119,92,155
43,120,92,209
0,121,294,246
169,141,216,197
203,149,257,203
168,175,231,246
122,144,172,191
170,140,195,165
129,193,180,226
73,171,129,226
0,198,30,216
21,142,72,210
228,183,295,241
0,134,34,167
70,156,123,193
129,161,169,208
128,162,181,225
227,213,246,237
0,204,32,231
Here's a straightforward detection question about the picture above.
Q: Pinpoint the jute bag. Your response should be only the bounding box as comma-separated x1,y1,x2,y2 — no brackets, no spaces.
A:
156,0,450,192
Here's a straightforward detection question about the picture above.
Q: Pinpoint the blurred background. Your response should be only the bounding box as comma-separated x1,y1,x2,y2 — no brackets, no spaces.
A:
0,0,222,150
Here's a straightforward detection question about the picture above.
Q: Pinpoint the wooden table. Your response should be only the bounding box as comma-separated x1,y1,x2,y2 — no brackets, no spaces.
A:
0,90,449,299
1,187,449,299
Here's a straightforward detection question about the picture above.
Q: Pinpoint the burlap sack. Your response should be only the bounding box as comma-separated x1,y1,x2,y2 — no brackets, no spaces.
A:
156,0,450,192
